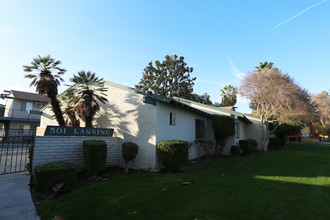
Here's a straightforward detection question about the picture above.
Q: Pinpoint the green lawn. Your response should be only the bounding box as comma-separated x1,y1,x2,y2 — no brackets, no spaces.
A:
38,142,330,220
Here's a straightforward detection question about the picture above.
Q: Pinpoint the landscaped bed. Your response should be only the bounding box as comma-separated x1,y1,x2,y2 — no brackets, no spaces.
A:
37,142,330,219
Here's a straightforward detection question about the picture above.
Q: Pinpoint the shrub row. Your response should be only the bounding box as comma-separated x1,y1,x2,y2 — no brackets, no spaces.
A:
34,161,77,192
34,140,108,191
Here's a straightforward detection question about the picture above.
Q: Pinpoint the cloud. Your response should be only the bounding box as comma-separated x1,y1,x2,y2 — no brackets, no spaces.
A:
228,57,246,80
191,61,205,67
272,0,327,31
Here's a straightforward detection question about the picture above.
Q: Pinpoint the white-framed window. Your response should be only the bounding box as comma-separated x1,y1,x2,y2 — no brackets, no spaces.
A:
195,119,205,139
169,112,176,126
34,102,42,107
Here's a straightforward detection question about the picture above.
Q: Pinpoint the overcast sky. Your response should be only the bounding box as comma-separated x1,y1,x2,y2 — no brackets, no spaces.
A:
0,0,329,113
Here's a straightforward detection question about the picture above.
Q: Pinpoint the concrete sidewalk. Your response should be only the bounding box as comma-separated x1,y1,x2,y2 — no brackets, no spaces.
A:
0,172,40,220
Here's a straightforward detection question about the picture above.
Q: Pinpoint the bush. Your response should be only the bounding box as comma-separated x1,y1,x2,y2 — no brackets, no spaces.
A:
211,115,235,156
246,139,258,151
122,142,139,173
83,140,107,176
268,137,281,150
34,161,77,192
157,140,189,171
239,140,253,155
230,145,241,156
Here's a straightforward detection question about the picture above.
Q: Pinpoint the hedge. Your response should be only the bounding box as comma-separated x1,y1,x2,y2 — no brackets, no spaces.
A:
239,140,253,155
34,161,77,192
157,140,189,171
245,139,257,151
268,137,281,150
230,145,241,156
83,140,107,176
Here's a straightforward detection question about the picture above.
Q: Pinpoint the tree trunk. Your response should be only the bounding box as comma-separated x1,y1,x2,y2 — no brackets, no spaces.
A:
85,109,94,127
261,121,270,151
48,94,65,126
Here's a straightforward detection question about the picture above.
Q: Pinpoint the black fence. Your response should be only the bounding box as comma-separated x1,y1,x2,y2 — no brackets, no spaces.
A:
0,129,35,175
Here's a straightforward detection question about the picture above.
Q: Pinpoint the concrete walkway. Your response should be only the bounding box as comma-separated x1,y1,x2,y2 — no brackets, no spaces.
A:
0,172,40,220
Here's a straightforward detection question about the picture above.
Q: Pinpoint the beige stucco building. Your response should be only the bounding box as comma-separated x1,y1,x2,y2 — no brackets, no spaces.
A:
39,81,266,170
0,90,49,134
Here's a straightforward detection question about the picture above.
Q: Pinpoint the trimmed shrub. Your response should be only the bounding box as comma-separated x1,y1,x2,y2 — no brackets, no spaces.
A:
230,145,241,156
83,140,107,176
122,142,139,173
34,161,77,192
246,139,258,151
157,140,189,171
239,140,253,155
268,137,281,150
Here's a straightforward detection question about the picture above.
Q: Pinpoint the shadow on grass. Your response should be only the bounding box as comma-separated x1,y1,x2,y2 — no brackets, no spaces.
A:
37,142,330,220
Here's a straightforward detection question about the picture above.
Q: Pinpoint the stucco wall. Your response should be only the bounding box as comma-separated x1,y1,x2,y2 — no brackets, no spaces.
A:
4,98,13,117
32,136,119,172
155,101,215,160
221,119,247,155
40,82,158,170
245,116,265,150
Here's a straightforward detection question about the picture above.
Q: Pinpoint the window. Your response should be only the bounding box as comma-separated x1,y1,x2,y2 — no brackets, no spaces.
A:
34,102,42,107
195,119,205,139
20,101,26,111
169,112,176,126
235,122,240,139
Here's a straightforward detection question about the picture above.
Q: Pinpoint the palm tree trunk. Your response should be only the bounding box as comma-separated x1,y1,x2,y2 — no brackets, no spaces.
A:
85,108,93,127
48,94,66,126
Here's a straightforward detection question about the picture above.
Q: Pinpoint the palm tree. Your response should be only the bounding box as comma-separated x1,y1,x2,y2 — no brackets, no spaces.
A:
23,55,66,126
220,85,237,106
69,71,108,127
59,94,80,127
255,61,279,73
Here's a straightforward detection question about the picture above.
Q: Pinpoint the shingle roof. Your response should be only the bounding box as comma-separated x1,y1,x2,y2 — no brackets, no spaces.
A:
11,90,50,103
103,80,260,123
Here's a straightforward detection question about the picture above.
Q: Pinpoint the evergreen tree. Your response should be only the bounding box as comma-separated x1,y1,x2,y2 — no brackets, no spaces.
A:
136,55,196,98
190,93,213,105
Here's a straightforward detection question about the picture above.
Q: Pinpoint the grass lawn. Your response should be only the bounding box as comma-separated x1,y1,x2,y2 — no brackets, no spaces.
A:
37,142,330,220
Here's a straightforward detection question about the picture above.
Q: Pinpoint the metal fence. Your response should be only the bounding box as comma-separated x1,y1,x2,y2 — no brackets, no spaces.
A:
0,129,35,175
